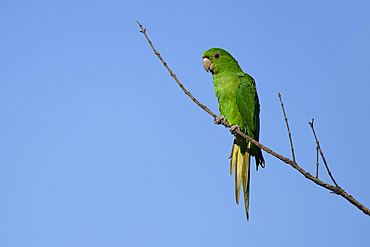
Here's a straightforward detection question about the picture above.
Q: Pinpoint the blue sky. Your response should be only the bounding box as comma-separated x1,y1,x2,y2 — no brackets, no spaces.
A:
1,1,370,246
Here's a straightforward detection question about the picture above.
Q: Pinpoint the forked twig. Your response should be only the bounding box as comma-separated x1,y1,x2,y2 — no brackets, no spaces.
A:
309,119,339,187
137,20,370,217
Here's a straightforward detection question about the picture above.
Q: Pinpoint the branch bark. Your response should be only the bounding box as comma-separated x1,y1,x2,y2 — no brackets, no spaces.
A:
136,20,370,218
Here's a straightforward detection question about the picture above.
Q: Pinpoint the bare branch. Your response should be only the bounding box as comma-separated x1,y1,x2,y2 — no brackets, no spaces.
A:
309,120,339,187
278,93,296,163
137,21,370,218
316,144,319,179
136,21,218,120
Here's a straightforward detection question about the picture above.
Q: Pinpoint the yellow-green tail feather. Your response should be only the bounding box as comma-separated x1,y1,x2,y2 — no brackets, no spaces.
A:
229,142,251,221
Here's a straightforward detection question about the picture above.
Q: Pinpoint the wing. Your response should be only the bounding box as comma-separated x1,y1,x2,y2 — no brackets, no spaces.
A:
236,73,265,169
236,73,260,143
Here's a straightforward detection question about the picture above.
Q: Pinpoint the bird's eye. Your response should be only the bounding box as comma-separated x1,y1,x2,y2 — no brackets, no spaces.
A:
213,53,221,59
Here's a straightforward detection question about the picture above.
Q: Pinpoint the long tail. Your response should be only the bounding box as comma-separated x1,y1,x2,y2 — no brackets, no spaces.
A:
229,142,251,221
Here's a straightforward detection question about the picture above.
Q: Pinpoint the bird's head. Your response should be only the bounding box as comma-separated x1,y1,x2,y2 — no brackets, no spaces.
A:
202,48,241,75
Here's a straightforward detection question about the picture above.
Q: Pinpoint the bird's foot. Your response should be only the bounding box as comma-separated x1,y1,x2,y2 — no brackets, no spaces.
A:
230,125,241,135
214,115,226,125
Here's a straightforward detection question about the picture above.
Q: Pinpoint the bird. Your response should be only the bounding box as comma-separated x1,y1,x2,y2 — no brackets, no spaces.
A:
202,48,264,220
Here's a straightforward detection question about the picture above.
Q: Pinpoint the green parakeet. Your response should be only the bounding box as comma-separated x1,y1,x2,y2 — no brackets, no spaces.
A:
202,48,265,220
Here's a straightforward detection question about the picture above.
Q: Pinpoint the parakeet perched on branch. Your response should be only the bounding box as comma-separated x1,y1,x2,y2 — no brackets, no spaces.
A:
202,48,264,220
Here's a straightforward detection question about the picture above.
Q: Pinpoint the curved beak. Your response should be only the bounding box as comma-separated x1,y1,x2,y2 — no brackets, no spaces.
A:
203,57,213,72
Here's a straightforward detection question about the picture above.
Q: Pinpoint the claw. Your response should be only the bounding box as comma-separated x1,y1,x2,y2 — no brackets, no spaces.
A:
230,125,241,135
214,115,226,125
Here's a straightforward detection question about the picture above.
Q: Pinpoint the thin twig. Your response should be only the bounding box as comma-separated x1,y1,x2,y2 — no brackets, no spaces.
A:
313,118,319,178
137,20,370,217
309,119,339,187
278,93,296,163
316,144,319,179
